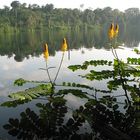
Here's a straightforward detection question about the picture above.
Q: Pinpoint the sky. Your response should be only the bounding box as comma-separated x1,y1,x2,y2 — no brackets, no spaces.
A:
0,0,140,11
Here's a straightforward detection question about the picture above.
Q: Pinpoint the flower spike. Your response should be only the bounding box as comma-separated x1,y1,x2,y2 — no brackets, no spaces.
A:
108,23,115,39
43,43,49,60
61,38,68,52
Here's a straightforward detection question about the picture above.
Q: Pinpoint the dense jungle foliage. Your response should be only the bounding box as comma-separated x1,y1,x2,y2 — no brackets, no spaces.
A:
0,0,140,35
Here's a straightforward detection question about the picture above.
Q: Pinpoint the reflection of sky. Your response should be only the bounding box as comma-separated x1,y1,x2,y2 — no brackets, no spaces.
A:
0,47,139,97
0,47,139,139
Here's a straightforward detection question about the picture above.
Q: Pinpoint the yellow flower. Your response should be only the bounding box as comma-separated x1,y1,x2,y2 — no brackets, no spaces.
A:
108,23,115,39
43,43,49,60
61,38,68,52
114,24,119,37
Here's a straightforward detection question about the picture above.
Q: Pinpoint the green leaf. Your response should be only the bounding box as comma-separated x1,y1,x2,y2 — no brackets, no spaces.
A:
14,78,27,86
8,84,53,101
58,89,89,99
68,60,113,72
68,65,81,71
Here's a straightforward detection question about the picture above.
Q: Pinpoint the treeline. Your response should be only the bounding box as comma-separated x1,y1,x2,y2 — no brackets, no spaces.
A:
0,1,140,34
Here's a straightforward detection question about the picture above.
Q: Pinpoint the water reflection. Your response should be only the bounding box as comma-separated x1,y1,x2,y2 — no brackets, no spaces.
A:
0,47,140,140
0,29,140,62
0,47,139,96
0,29,140,140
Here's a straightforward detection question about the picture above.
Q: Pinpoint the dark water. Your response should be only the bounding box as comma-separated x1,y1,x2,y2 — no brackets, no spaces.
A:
0,30,140,140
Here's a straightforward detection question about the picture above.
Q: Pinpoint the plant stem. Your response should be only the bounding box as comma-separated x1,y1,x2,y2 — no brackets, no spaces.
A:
53,52,65,84
111,38,131,105
111,47,117,59
45,60,53,84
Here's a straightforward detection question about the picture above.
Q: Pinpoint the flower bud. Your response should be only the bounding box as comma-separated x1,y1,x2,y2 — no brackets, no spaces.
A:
43,43,49,60
61,38,68,52
108,23,115,39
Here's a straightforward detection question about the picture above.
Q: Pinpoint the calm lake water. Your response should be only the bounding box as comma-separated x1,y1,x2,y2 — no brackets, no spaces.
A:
0,31,140,140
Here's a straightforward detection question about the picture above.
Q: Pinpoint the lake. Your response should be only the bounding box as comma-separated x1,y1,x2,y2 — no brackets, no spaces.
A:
0,30,140,140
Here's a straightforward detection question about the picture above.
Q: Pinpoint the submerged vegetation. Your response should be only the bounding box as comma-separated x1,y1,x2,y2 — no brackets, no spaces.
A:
0,24,140,140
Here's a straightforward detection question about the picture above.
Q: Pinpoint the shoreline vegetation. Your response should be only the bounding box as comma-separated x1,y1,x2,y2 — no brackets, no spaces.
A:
0,1,140,35
0,1,140,63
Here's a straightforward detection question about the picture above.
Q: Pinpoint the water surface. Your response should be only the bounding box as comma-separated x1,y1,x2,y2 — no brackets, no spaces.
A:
0,30,140,140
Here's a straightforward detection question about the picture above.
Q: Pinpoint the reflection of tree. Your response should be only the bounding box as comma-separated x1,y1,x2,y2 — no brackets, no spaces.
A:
0,28,140,62
14,53,24,62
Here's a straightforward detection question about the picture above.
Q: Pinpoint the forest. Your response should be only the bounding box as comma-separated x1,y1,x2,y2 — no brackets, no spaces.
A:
0,0,140,35
0,1,140,62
